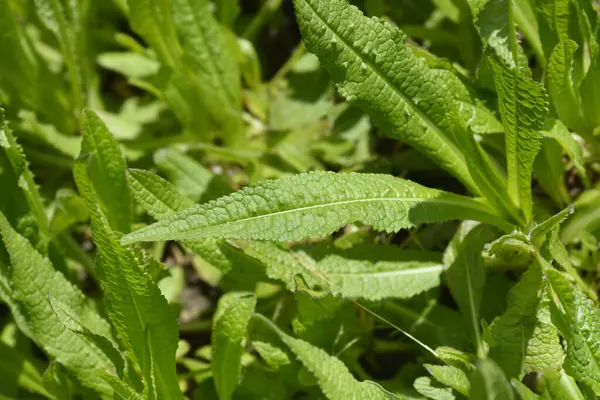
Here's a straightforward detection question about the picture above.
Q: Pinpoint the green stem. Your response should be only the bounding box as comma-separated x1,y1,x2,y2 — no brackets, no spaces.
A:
242,0,284,41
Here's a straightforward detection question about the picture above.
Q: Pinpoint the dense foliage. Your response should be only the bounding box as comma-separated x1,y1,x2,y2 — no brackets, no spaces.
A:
1,0,600,398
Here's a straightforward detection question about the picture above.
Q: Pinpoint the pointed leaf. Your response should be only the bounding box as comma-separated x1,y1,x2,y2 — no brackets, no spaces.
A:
488,265,542,378
414,376,456,400
212,292,256,400
523,291,564,374
74,157,181,399
81,110,132,233
547,40,588,133
171,0,241,110
425,364,470,396
546,269,600,395
257,314,399,400
489,56,547,224
541,369,585,400
313,246,444,300
153,149,230,203
293,0,478,192
0,212,114,395
121,171,512,245
126,168,263,275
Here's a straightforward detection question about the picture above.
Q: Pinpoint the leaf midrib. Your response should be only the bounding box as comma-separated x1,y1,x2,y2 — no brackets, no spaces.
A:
168,196,496,236
324,264,444,278
300,0,469,184
179,0,237,106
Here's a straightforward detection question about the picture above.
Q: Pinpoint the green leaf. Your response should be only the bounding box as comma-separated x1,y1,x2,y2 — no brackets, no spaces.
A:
126,168,263,276
292,0,479,193
49,189,89,237
469,0,528,70
488,265,542,378
541,369,585,400
33,0,86,114
0,211,114,395
0,340,51,399
529,206,573,246
445,222,499,357
414,376,455,400
560,190,600,243
469,359,515,400
511,379,540,400
81,110,132,234
546,268,600,395
534,139,570,207
126,0,181,68
235,241,322,291
214,0,240,25
513,0,545,66
48,295,125,377
212,292,256,400
99,374,144,400
547,40,587,133
252,341,290,371
523,291,564,374
74,157,181,399
256,314,399,400
581,53,600,129
170,0,243,133
425,364,470,396
0,111,49,246
121,171,512,245
0,2,72,133
537,0,569,41
489,56,547,224
540,118,585,178
126,168,196,220
153,149,230,203
312,246,445,300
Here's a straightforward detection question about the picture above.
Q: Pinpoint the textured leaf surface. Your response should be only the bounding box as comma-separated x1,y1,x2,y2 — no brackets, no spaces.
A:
171,0,243,135
546,269,600,395
314,247,444,300
212,292,256,400
293,0,478,192
0,212,114,395
469,0,528,69
121,171,511,245
523,292,564,374
259,315,398,400
75,157,181,399
100,374,144,400
489,56,547,223
414,376,455,400
547,40,587,132
81,110,132,234
425,364,470,396
127,168,263,275
488,265,542,378
171,0,240,109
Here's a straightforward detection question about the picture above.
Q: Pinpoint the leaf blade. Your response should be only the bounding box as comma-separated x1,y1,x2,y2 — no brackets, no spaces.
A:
121,172,512,245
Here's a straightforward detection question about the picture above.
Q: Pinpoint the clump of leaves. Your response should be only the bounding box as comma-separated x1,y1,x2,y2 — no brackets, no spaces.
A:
1,0,600,399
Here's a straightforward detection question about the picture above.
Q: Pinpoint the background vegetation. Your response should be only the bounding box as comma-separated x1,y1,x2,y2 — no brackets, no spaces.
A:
1,0,600,399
